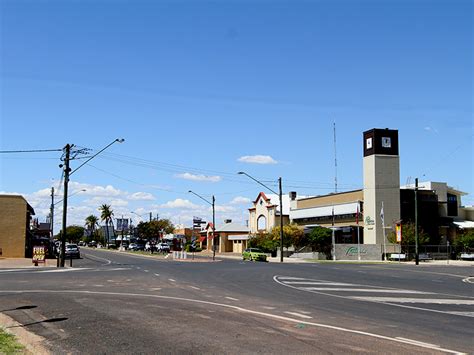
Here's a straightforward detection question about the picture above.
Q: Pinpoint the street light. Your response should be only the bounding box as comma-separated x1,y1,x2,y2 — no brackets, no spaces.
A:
59,138,124,267
238,171,284,262
188,190,216,261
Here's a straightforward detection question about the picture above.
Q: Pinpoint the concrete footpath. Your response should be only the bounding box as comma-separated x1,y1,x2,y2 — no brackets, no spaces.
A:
0,258,57,269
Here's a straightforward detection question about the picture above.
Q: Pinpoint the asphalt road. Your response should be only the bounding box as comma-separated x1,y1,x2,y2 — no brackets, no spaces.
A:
0,249,472,354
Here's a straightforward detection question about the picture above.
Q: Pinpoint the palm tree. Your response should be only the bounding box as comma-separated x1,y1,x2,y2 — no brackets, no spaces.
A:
99,204,114,247
85,215,99,242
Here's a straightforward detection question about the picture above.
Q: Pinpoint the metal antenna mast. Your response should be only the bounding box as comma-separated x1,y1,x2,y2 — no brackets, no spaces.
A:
333,121,338,193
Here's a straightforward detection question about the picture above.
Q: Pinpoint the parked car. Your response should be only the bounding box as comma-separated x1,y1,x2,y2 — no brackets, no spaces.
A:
128,243,143,251
65,244,81,259
242,248,267,262
157,243,170,253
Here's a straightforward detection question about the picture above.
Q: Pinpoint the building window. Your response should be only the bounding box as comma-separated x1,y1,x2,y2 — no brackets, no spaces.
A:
447,193,458,216
257,215,267,231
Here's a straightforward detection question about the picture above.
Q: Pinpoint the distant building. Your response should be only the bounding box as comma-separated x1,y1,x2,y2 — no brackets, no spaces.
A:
0,195,35,258
201,220,249,253
248,192,290,234
245,128,473,260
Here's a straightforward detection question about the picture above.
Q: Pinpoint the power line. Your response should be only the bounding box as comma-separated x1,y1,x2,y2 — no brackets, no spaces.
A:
0,148,62,153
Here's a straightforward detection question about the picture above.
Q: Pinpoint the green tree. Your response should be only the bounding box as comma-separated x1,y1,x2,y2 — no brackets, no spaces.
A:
84,215,99,242
455,230,474,251
387,222,429,248
99,204,114,247
137,219,175,240
248,232,279,253
270,224,305,249
64,225,85,243
306,226,332,259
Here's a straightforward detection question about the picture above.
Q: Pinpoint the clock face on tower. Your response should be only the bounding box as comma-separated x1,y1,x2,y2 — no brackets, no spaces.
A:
366,137,373,149
363,129,398,157
382,137,391,148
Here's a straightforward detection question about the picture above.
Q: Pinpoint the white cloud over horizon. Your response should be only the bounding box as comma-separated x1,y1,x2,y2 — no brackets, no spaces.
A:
174,172,222,183
230,196,251,205
237,155,277,165
128,192,155,201
158,198,200,210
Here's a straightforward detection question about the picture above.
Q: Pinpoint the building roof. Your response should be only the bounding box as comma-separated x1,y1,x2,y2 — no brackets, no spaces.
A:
290,201,360,220
215,221,249,233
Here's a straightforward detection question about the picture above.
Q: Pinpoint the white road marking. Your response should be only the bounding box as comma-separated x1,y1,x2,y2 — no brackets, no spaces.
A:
284,312,312,319
284,281,353,286
168,279,176,282
144,270,149,273
274,275,474,318
154,274,160,277
189,286,201,290
84,253,112,265
0,289,462,354
262,306,276,310
446,311,474,317
395,337,441,349
301,288,430,294
462,277,474,284
351,297,474,305
225,297,239,301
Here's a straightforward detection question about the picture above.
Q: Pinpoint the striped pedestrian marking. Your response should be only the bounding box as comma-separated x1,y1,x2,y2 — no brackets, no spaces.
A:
351,297,474,305
301,288,430,294
274,275,474,318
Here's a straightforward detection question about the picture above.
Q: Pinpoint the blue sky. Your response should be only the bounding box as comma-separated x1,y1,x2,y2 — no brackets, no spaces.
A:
1,0,472,229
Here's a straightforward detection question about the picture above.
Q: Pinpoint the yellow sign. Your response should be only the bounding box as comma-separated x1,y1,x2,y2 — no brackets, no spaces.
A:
396,224,402,242
32,246,46,264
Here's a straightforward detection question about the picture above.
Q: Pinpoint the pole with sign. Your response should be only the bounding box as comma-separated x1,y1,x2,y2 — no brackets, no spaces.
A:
396,223,402,263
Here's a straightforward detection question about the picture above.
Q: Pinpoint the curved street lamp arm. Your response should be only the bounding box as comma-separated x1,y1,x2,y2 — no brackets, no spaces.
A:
188,190,213,206
70,138,124,176
237,172,278,195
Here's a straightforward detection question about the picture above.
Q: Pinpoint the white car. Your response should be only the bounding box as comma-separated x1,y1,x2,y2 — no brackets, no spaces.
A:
157,243,170,252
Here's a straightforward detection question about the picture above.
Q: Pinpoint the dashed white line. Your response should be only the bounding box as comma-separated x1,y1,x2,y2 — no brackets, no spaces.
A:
225,297,239,301
168,279,176,282
144,270,149,273
284,312,312,319
154,274,160,277
189,286,201,290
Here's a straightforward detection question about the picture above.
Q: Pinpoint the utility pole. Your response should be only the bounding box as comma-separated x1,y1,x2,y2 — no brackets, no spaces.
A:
149,212,152,222
279,177,284,263
50,187,54,238
60,144,71,267
121,214,124,250
212,195,216,261
415,178,419,265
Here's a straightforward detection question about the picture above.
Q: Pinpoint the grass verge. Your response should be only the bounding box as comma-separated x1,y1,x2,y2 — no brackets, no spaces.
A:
0,328,25,354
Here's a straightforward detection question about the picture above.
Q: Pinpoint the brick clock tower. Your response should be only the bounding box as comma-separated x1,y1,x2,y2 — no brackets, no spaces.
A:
363,128,401,248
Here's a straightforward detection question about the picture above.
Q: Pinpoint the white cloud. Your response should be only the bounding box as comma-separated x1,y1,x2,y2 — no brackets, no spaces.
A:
238,155,277,165
109,199,129,207
69,182,122,197
159,199,200,210
230,196,251,205
175,173,222,183
424,126,439,134
128,192,155,201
